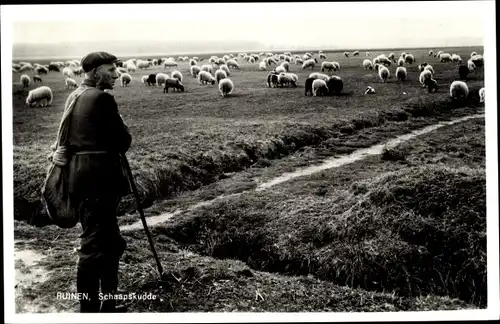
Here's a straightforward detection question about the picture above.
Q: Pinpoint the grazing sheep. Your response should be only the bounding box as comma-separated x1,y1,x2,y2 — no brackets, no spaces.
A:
163,78,185,93
419,70,433,87
198,71,216,85
302,58,318,70
219,78,234,98
65,78,78,89
423,65,434,75
404,54,415,64
377,56,392,66
440,53,452,62
418,62,429,72
374,63,381,72
353,51,360,56
467,59,476,72
25,86,53,107
215,69,228,83
141,75,149,85
33,75,42,83
20,74,31,88
397,57,405,66
171,70,183,82
427,79,439,93
146,74,157,86
127,63,137,73
470,51,478,58
401,52,407,59
366,52,371,57
72,67,84,77
190,66,201,78
365,86,376,94
259,61,267,70
152,59,159,66
278,73,297,88
378,66,390,83
48,63,60,72
312,79,329,96
327,76,343,95
267,72,279,88
18,65,34,73
373,57,380,65
163,60,178,68
458,65,469,80
190,59,198,66
388,53,395,60
479,87,485,103
295,58,303,65
201,64,213,73
436,51,444,58
220,64,231,76
62,67,75,78
308,72,330,82
120,73,132,87
343,52,350,58
429,50,434,56
363,59,374,70
35,66,48,75
304,77,315,96
226,59,240,69
470,54,484,68
156,73,169,86
450,81,469,100
281,61,290,72
274,65,286,74
137,60,152,69
451,54,462,63
319,53,327,60
396,67,407,82
321,61,336,72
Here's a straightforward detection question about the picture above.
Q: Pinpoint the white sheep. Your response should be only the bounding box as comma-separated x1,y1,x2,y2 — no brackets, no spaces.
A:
419,70,432,87
343,52,350,58
198,71,216,85
26,86,53,107
226,59,240,69
302,58,317,70
308,72,330,82
156,73,170,86
20,74,31,88
440,53,452,62
321,61,336,72
249,57,256,64
163,60,178,68
220,64,231,76
201,64,213,73
18,65,34,73
436,51,444,58
378,66,390,83
366,52,371,57
120,73,132,87
395,67,407,82
429,50,434,56
353,51,360,56
274,65,286,74
127,63,137,73
450,81,469,100
259,61,267,70
365,86,376,94
470,51,478,58
295,58,303,65
451,54,462,63
363,59,373,70
388,53,395,60
467,59,476,72
137,60,151,69
479,87,485,103
424,65,435,75
215,69,228,83
141,75,149,85
65,78,78,89
397,57,405,66
219,78,234,98
312,79,329,96
190,66,201,78
281,61,290,72
278,73,298,87
319,53,327,60
171,70,183,82
152,59,159,66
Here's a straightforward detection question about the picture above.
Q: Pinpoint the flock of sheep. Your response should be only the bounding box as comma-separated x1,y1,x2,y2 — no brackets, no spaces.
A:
12,48,485,107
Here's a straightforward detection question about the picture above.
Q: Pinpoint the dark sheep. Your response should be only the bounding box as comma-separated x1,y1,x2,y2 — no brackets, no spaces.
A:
163,78,185,93
33,75,42,83
327,77,343,95
427,78,439,93
147,73,157,86
48,64,60,72
267,72,279,88
304,77,315,96
73,68,83,77
458,65,469,80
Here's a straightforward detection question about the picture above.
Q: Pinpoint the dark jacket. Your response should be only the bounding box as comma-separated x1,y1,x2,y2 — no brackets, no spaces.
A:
66,79,132,199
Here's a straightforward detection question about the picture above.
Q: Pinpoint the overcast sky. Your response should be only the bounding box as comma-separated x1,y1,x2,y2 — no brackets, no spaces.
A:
7,2,489,48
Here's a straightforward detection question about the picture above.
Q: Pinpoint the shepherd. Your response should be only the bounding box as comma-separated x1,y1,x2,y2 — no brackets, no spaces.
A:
44,51,132,313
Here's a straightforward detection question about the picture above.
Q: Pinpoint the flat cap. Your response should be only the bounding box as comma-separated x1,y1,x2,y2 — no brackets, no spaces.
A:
80,51,118,72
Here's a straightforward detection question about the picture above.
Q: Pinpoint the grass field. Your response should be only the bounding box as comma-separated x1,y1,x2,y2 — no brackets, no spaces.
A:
12,46,486,312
